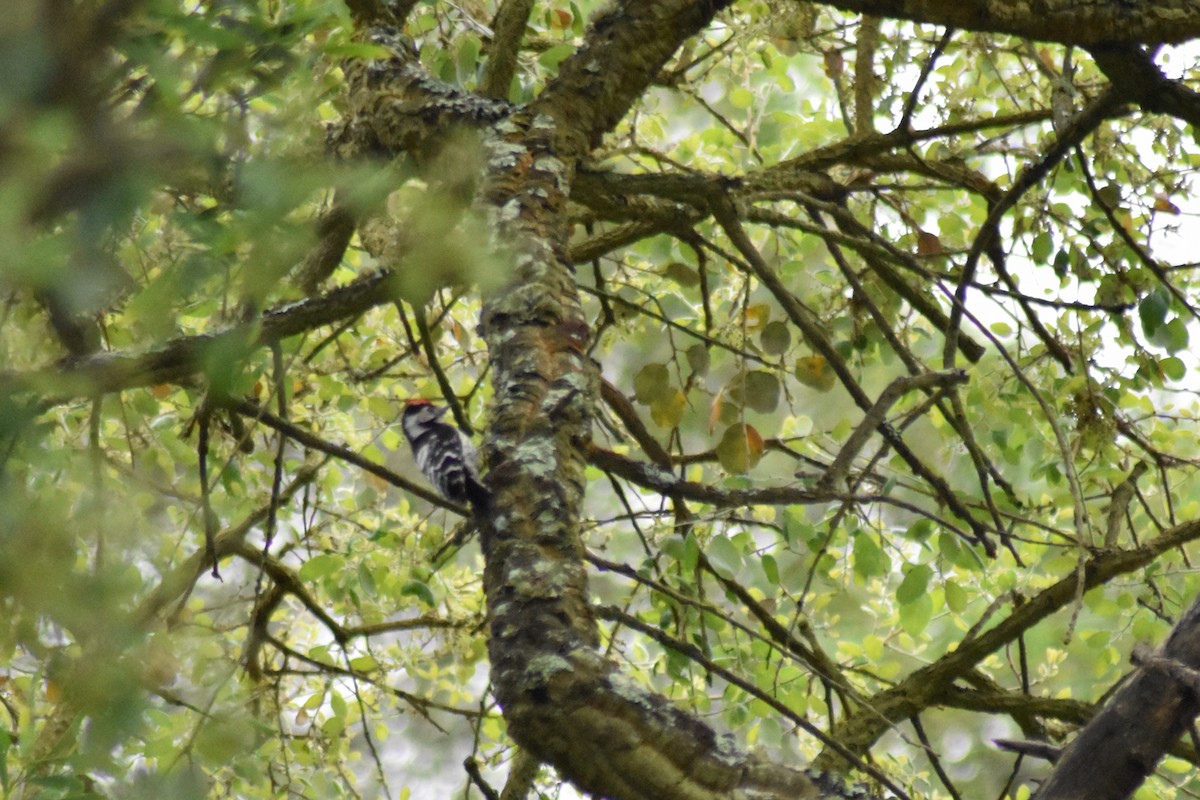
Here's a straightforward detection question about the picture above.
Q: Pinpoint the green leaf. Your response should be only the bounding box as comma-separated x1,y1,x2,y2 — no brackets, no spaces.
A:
944,580,968,613
745,370,781,413
761,553,779,585
897,563,933,604
357,563,377,597
1138,288,1169,338
905,519,935,542
195,718,257,764
662,261,701,287
455,36,481,83
939,532,983,571
686,344,710,376
681,533,700,573
1030,231,1052,263
729,87,755,109
0,728,8,791
28,775,86,791
660,534,687,563
760,321,791,355
299,554,344,582
898,593,933,636
330,691,348,720
852,532,889,578
1096,183,1121,206
707,535,743,578
321,42,394,59
1160,356,1187,381
781,506,810,545
400,580,437,608
349,654,380,672
1158,317,1189,354
633,363,671,404
538,43,575,70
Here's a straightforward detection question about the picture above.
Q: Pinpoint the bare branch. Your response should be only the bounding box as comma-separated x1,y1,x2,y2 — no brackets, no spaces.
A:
481,0,535,99
816,370,968,492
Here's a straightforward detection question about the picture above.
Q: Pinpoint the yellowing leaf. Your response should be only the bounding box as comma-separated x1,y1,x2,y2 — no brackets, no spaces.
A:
709,391,725,433
795,355,836,391
744,303,772,332
716,423,764,474
1153,194,1181,214
662,261,701,287
650,389,687,428
916,230,943,256
549,8,572,29
823,47,843,78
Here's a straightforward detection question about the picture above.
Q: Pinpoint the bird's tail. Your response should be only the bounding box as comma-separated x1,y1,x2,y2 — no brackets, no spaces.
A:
466,478,492,517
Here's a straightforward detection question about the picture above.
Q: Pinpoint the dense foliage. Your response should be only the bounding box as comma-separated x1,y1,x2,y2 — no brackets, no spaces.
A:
3,1,1200,798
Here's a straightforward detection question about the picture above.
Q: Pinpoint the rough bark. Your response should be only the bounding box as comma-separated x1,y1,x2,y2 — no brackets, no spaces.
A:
0,270,401,401
813,0,1200,45
340,4,831,797
469,3,826,794
10,2,1200,798
1088,43,1200,127
1034,594,1200,800
814,518,1200,769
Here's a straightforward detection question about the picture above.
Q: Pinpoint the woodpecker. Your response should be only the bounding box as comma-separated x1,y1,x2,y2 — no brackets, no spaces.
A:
400,399,490,515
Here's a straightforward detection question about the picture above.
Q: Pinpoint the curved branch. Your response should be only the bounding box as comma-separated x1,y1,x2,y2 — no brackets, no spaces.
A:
817,370,967,491
815,516,1200,767
480,0,535,99
1,270,400,404
596,604,912,800
532,0,734,155
1089,43,1200,128
1036,593,1200,799
811,1,1200,46
230,398,459,512
942,87,1123,369
708,192,997,555
588,444,974,540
